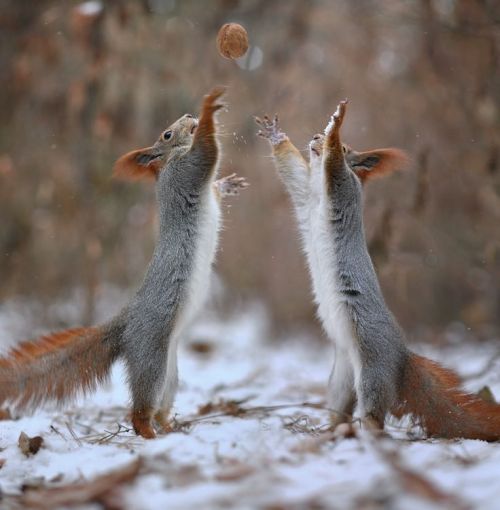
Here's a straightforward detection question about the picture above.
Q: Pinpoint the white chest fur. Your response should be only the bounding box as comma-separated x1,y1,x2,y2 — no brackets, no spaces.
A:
175,186,221,335
159,185,221,412
305,165,359,358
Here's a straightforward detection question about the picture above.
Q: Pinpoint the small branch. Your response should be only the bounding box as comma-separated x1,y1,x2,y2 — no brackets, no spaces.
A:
65,421,82,447
49,425,68,443
173,400,349,431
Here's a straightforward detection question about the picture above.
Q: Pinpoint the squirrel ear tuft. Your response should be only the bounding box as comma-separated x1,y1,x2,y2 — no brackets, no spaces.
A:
347,148,409,184
113,147,162,181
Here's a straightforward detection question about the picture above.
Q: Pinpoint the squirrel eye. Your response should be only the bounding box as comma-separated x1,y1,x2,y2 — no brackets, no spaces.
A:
163,130,172,141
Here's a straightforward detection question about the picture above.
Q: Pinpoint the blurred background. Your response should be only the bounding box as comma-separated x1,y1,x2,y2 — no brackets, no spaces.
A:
0,0,499,345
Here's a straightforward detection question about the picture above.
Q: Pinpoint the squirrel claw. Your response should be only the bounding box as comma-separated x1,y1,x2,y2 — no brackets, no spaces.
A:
255,113,287,146
202,86,227,114
133,420,156,439
215,173,249,197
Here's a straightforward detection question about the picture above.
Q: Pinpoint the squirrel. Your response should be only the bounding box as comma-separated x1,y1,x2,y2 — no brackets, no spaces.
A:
256,104,500,441
0,87,248,439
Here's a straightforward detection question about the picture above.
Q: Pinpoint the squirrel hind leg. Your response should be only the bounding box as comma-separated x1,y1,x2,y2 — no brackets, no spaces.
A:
363,414,385,432
356,374,392,431
153,364,179,434
327,352,357,428
126,343,171,439
154,410,174,433
131,408,156,439
329,400,356,430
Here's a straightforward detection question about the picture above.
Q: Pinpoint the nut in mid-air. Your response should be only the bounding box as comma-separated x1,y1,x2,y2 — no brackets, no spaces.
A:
216,23,249,60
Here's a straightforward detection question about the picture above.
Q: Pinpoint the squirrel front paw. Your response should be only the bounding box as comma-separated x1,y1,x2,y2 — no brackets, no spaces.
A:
324,99,348,136
214,173,249,197
255,114,287,146
202,86,227,116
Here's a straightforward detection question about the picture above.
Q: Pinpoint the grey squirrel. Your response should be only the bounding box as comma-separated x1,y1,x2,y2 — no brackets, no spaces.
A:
0,87,248,439
256,102,500,441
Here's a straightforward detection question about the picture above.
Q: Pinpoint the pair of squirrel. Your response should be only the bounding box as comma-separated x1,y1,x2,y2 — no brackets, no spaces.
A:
1,88,499,441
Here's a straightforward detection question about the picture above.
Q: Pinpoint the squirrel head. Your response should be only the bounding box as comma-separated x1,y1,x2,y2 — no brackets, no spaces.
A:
113,114,199,181
308,133,350,170
308,134,408,184
308,133,325,161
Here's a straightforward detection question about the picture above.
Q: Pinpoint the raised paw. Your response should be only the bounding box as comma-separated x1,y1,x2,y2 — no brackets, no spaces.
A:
214,173,249,197
202,86,227,115
324,99,348,136
255,114,287,146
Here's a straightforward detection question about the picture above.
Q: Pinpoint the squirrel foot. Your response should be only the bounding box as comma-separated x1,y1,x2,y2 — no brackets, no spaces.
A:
332,422,357,439
214,173,249,197
255,114,287,146
154,410,175,433
132,409,157,439
329,411,352,431
201,86,227,115
362,415,389,438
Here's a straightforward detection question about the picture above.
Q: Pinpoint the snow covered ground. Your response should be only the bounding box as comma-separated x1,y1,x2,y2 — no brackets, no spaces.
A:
1,299,500,509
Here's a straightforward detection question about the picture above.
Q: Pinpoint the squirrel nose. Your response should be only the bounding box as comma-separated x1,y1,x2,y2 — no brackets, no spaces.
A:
313,134,322,141
184,114,193,118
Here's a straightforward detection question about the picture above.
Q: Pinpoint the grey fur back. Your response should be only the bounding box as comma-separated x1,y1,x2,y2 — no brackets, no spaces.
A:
327,169,408,411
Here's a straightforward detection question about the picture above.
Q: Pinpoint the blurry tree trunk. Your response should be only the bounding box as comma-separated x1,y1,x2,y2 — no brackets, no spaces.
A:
69,5,106,326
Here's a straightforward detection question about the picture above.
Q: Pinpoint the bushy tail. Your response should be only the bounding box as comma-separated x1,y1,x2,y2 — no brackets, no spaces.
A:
394,353,500,441
0,320,123,410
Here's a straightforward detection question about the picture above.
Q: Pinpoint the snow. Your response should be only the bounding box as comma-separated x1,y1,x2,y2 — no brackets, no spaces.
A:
1,300,500,509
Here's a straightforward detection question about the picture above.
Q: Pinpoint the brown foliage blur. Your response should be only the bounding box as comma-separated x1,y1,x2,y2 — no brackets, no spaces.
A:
0,0,499,342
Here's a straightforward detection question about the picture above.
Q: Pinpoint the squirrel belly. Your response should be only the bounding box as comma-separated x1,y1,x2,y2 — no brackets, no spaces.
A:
307,193,363,369
173,186,221,336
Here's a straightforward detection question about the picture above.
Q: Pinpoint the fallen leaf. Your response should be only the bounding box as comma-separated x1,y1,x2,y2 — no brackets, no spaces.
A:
21,477,46,491
215,462,255,482
49,474,64,483
18,458,141,509
0,408,12,421
188,340,215,355
168,464,203,487
18,432,44,456
197,398,248,417
477,385,496,403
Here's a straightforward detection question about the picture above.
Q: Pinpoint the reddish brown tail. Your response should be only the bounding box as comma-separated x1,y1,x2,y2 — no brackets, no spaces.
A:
394,353,500,441
0,323,122,411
